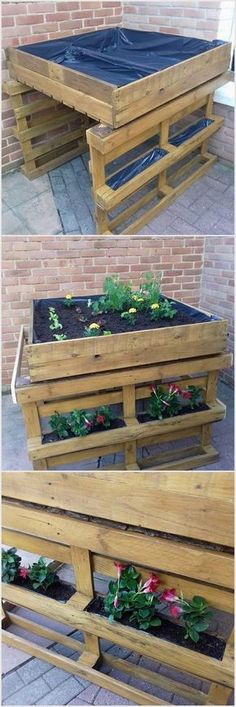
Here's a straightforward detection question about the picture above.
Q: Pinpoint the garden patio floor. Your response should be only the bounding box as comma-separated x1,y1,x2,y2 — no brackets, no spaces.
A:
2,380,234,471
2,156,234,236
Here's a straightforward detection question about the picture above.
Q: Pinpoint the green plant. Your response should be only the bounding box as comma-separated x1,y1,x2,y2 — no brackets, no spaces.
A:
138,272,162,306
48,307,62,331
89,298,106,315
2,547,21,583
63,294,74,307
84,323,101,337
53,333,67,341
49,412,70,439
69,409,94,436
103,275,133,312
159,299,177,319
103,330,112,336
148,385,181,420
104,564,161,630
94,406,113,429
28,557,55,591
183,385,203,409
181,595,213,643
121,307,137,325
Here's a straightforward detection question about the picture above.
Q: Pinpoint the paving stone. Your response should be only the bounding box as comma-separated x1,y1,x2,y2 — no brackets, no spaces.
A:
13,192,62,235
76,684,100,703
3,677,49,705
170,218,200,235
94,688,132,705
44,666,77,690
2,209,31,235
17,658,52,684
37,676,82,704
50,643,76,658
189,194,217,213
2,172,50,207
67,700,91,706
2,672,24,700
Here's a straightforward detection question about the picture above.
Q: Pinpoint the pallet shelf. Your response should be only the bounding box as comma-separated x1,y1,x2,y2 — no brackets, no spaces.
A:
2,472,234,705
5,36,231,230
12,315,232,470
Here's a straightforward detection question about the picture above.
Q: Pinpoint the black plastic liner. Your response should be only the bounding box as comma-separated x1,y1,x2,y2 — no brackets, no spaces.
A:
170,118,214,147
32,295,220,344
107,147,167,190
19,27,225,87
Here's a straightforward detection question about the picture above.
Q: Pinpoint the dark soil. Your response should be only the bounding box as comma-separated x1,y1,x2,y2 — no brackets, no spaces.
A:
43,418,125,444
138,403,209,423
14,576,75,603
86,596,226,660
33,299,200,343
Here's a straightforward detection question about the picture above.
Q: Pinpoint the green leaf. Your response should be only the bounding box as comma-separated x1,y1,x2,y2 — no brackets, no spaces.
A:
191,596,207,609
139,622,150,630
150,617,162,627
188,627,200,643
108,614,114,622
193,620,209,632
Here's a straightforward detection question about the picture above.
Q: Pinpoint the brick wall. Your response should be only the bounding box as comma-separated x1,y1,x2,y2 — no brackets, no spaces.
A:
2,236,205,386
122,1,232,40
2,0,122,170
199,236,234,386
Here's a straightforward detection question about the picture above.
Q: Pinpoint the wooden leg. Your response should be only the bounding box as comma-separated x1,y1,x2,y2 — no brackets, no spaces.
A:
158,119,169,192
123,384,137,468
89,145,109,234
71,546,100,663
206,684,233,705
10,88,37,172
201,93,214,156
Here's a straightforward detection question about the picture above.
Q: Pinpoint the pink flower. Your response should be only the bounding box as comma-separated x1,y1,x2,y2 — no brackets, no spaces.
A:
169,384,181,395
114,594,119,609
84,417,93,428
160,588,178,603
169,604,183,618
150,385,156,393
181,390,192,399
18,567,29,579
96,414,105,425
114,562,126,579
142,574,161,593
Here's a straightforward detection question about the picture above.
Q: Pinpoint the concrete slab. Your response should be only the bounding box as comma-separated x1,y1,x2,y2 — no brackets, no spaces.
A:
2,380,234,471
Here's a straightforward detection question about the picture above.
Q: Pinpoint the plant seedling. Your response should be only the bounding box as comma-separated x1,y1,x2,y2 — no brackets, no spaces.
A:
2,547,21,583
121,308,137,325
84,323,101,337
69,409,94,437
28,557,55,592
53,333,67,341
63,294,74,307
94,406,113,429
49,412,70,439
48,307,62,331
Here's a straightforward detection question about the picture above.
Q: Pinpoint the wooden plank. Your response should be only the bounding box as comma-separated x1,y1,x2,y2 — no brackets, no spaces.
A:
15,353,232,405
2,504,234,587
14,96,59,118
21,143,87,180
71,546,100,658
2,528,71,565
23,127,87,162
3,79,31,96
11,326,25,405
14,109,79,142
8,62,113,125
6,612,83,652
1,631,163,706
140,445,219,471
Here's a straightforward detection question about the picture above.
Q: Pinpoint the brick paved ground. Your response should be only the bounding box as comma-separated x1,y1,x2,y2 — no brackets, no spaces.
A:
2,157,234,236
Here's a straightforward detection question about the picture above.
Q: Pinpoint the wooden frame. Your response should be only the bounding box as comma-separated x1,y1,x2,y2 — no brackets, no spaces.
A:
12,319,232,469
2,472,234,705
6,41,231,128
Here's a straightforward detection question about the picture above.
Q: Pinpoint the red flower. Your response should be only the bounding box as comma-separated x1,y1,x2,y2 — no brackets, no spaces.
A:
18,567,29,579
96,414,105,425
142,573,161,593
160,588,178,602
169,604,183,618
181,390,192,399
114,594,119,608
114,562,126,579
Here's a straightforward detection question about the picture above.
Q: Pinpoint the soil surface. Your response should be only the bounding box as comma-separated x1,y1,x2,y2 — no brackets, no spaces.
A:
86,596,226,660
43,418,125,444
138,403,209,423
33,299,202,343
15,577,75,603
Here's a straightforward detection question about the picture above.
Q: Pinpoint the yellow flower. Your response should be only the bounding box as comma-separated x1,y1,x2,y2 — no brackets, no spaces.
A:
128,308,137,314
65,294,72,300
132,294,139,300
137,297,144,302
151,303,159,310
89,322,100,330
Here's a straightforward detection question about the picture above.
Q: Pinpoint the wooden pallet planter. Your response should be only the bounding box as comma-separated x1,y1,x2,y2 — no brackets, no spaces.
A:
86,75,228,234
3,79,92,179
11,297,232,469
2,472,234,705
5,37,231,230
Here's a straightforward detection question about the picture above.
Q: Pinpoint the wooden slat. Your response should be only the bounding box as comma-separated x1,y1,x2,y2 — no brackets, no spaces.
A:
2,528,72,565
2,503,234,586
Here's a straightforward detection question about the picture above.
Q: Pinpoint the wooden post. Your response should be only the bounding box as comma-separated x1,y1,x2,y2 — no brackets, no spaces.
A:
70,546,101,664
201,93,214,156
123,384,137,469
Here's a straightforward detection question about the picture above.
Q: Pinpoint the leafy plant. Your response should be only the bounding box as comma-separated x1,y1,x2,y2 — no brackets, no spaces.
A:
68,410,94,437
53,333,67,341
184,385,203,409
103,275,133,312
121,308,137,325
49,412,70,439
94,406,113,429
28,557,55,592
159,299,177,319
104,564,161,631
48,307,62,331
89,298,106,316
84,323,101,337
2,547,21,584
138,272,162,306
148,383,203,420
63,294,74,307
181,596,213,643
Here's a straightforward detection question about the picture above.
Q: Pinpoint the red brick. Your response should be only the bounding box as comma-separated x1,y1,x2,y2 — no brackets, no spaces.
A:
56,2,80,9
2,17,15,26
59,19,83,29
2,3,27,15
16,14,44,24
28,2,56,11
46,12,70,21
32,23,58,33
